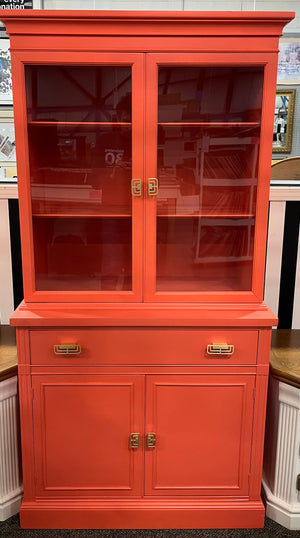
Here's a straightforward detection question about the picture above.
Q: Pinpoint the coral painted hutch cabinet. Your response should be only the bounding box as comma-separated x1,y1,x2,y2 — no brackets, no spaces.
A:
2,10,293,529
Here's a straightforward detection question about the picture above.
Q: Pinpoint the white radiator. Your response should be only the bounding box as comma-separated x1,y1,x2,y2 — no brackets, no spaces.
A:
263,377,300,530
0,376,23,521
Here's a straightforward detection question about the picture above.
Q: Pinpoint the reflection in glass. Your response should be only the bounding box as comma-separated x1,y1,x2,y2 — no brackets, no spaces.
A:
26,64,134,294
33,217,132,291
25,65,132,123
156,217,254,292
158,66,264,123
157,125,259,216
28,124,132,215
156,65,262,294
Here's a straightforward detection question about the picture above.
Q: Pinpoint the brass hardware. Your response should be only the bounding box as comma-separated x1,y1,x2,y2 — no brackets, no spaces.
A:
131,178,142,197
54,344,82,355
297,474,300,492
146,432,157,448
129,433,140,449
148,178,158,196
207,344,234,356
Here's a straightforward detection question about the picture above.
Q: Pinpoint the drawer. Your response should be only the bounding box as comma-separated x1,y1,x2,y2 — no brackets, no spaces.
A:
29,328,258,366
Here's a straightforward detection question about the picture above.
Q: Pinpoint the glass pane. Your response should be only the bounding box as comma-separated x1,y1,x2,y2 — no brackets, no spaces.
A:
158,66,264,123
156,217,254,292
26,65,132,122
26,65,133,293
33,217,132,291
156,66,263,293
157,125,258,216
29,124,132,216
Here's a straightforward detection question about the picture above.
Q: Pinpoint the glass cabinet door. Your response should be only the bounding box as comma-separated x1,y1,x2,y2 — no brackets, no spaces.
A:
145,55,265,301
25,59,143,300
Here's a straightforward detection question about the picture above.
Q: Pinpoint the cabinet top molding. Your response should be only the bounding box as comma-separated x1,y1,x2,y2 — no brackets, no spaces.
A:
1,10,295,38
10,301,278,327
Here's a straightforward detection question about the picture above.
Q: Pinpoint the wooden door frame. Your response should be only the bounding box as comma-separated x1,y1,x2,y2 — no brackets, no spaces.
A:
11,50,145,303
144,52,278,303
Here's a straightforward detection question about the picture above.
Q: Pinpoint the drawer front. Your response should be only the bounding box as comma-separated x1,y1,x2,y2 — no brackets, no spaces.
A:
30,329,258,366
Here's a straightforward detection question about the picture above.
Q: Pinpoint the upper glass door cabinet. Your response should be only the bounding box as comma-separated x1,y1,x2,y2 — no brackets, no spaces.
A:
3,11,290,305
24,58,143,301
145,56,267,302
19,52,272,303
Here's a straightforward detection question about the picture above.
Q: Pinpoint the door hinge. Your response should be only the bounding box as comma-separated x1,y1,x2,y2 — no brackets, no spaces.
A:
297,474,300,492
32,388,35,400
253,387,256,400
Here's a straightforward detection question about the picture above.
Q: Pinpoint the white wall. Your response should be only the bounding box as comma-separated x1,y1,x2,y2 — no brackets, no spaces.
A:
40,0,300,33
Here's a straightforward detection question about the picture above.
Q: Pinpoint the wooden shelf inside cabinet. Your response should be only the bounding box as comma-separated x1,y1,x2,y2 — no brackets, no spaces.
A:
199,178,257,186
34,276,132,292
156,214,256,219
155,275,253,292
158,122,261,127
27,121,132,126
32,213,132,218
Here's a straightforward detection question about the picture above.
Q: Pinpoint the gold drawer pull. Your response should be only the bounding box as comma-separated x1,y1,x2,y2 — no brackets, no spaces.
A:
129,433,140,449
54,344,82,355
146,432,157,448
207,344,234,356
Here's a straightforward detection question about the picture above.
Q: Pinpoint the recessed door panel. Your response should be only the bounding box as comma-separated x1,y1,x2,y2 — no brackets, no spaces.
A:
32,374,144,496
145,374,255,496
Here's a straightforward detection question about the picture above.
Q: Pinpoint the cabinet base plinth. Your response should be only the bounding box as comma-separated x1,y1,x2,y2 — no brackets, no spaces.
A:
20,500,265,529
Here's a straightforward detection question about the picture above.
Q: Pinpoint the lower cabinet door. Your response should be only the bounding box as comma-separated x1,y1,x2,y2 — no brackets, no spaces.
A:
32,373,255,498
145,374,255,496
32,374,144,497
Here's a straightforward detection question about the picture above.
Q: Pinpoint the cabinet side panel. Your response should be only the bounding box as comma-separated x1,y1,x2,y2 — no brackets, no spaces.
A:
249,328,272,500
16,329,35,501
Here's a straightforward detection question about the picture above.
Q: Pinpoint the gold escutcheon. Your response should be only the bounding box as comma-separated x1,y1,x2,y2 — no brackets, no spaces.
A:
129,433,140,449
131,178,142,197
146,432,157,448
148,178,158,196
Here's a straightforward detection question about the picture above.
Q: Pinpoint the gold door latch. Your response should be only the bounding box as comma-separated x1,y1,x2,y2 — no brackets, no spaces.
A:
131,178,142,197
54,344,82,355
207,344,234,356
148,178,158,196
146,432,157,448
129,433,140,449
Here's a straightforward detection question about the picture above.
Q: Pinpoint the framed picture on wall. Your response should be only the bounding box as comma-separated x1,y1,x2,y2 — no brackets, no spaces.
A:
278,38,300,84
273,89,296,153
0,39,12,104
0,109,16,175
